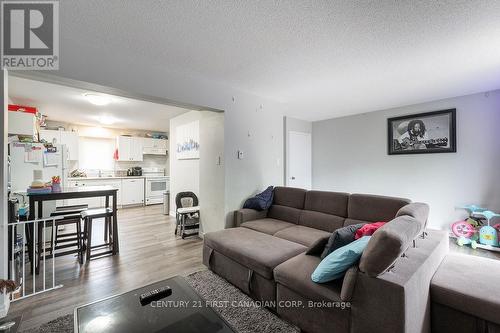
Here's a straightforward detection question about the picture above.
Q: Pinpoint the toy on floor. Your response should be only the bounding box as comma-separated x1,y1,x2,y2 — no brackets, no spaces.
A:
476,211,500,247
452,205,485,247
452,206,500,252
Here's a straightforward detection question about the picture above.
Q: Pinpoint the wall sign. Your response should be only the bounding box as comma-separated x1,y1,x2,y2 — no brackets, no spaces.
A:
176,120,200,160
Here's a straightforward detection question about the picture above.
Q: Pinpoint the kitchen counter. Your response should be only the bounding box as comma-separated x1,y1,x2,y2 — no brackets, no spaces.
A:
68,176,144,180
68,176,169,180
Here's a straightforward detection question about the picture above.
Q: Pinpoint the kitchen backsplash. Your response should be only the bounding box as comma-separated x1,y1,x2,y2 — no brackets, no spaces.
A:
116,155,169,172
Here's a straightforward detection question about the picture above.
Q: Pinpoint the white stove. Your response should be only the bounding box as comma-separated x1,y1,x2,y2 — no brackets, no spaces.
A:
142,168,169,205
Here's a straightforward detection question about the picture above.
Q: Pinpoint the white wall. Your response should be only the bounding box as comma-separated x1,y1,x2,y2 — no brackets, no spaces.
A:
169,111,202,213
169,111,225,234
284,117,312,186
312,90,500,229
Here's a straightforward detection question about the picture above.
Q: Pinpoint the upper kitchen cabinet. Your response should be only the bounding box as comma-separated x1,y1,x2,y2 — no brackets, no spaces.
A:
116,136,144,161
39,129,79,161
8,110,38,137
142,137,168,155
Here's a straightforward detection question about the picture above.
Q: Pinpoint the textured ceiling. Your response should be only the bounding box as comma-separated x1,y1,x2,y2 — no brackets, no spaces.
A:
59,0,500,120
8,77,190,131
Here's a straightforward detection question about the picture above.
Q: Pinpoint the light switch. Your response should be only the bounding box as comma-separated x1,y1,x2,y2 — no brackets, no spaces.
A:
237,150,244,159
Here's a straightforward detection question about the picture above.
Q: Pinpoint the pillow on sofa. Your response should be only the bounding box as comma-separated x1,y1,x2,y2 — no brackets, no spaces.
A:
306,236,330,256
354,222,386,239
312,236,371,283
321,223,365,259
243,186,274,211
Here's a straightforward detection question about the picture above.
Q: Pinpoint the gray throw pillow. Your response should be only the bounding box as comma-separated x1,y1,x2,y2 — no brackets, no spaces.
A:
306,236,330,256
320,223,366,259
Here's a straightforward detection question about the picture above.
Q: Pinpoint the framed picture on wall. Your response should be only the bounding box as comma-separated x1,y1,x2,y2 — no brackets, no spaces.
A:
388,109,456,155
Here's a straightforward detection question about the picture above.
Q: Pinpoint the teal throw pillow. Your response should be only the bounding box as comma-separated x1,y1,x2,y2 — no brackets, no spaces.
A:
311,236,371,283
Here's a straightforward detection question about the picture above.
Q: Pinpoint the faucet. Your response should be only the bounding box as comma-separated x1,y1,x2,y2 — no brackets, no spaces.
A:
98,170,102,178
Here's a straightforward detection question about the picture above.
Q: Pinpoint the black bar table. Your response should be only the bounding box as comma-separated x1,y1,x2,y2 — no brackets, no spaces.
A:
28,186,119,273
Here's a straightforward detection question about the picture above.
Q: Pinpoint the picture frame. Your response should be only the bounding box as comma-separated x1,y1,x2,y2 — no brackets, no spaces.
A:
388,109,456,155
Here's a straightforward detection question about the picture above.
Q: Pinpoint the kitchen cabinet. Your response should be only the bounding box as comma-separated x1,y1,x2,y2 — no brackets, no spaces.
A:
65,180,103,208
60,131,79,160
66,179,122,208
39,129,60,144
143,138,168,155
116,136,143,161
66,177,145,207
93,179,122,208
9,111,38,137
121,178,145,205
40,129,79,161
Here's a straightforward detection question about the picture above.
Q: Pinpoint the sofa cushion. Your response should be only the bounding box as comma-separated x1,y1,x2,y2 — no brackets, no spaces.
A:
312,236,371,283
343,217,370,226
234,208,268,227
303,190,349,217
268,205,302,224
396,202,429,233
321,223,365,259
305,236,330,256
298,210,345,232
431,254,500,326
359,215,421,277
274,225,331,247
348,194,410,222
204,227,306,279
274,253,342,302
273,186,306,209
241,218,295,235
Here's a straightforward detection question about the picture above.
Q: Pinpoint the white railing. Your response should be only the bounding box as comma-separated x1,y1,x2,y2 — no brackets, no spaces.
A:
8,217,64,301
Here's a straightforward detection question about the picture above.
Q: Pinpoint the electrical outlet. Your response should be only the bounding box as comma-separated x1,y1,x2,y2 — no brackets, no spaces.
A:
237,150,244,159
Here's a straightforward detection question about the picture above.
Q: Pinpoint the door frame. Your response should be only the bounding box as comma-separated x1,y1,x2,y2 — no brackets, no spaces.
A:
1,69,9,316
285,130,312,189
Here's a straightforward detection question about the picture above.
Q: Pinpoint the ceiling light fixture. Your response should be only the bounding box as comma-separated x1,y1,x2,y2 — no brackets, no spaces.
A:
98,115,116,125
84,93,111,106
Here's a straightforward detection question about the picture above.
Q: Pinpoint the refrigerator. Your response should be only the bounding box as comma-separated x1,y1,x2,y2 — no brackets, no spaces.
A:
9,142,69,218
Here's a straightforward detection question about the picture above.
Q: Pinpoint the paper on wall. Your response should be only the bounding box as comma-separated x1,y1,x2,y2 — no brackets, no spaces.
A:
24,144,43,163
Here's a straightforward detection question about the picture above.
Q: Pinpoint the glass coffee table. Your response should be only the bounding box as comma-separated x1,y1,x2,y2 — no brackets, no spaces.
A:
74,276,235,333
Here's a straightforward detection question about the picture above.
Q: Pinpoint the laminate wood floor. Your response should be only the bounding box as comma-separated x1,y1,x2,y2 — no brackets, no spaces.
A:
7,205,205,331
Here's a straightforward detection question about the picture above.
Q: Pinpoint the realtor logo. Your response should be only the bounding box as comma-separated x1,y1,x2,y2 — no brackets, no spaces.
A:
1,0,59,70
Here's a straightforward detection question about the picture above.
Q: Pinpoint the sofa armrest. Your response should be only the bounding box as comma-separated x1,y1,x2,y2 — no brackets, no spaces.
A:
351,229,448,333
233,208,268,227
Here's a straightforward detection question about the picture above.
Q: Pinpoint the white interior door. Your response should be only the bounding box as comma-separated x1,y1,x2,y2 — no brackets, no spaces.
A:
287,131,312,189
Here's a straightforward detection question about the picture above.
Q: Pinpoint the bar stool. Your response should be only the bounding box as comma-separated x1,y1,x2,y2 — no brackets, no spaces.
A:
81,208,114,261
48,204,88,264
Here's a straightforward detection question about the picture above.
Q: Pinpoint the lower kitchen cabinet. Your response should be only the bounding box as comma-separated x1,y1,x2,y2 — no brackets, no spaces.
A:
121,179,145,205
66,178,145,207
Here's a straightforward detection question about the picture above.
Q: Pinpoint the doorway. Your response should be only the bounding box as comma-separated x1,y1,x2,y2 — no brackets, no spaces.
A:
286,131,312,189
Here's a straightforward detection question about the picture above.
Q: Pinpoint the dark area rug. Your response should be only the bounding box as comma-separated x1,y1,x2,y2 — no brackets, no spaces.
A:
185,270,299,333
20,270,298,333
21,314,73,333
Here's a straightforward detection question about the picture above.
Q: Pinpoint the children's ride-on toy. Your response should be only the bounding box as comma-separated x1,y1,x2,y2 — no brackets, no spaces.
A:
452,205,486,248
474,210,500,252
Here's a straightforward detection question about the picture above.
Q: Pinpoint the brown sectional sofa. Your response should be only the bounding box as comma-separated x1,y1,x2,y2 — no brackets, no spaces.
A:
203,187,449,333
